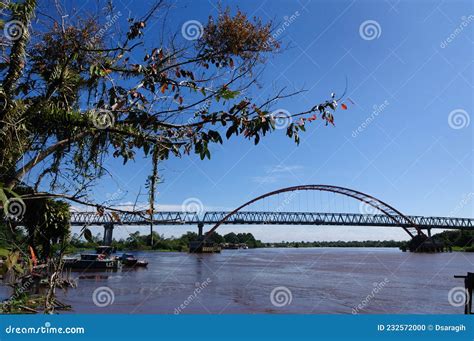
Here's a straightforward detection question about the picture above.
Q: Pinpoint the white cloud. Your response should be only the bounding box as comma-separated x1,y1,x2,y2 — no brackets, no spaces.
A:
267,165,303,173
251,164,304,184
70,201,227,213
251,176,279,184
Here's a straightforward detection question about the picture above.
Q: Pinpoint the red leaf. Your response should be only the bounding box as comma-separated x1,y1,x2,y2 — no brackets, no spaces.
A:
341,103,348,110
160,84,167,94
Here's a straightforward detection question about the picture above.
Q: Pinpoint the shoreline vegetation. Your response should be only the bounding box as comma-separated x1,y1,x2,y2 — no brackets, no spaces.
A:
1,229,473,271
64,229,474,253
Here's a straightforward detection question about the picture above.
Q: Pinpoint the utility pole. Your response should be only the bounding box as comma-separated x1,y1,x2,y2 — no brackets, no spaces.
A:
148,147,159,247
149,211,154,246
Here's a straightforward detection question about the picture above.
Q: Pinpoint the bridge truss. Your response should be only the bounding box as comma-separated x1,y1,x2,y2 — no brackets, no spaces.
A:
69,210,474,230
205,185,428,238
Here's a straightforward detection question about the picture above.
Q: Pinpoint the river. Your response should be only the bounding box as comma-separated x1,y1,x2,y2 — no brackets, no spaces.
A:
1,248,472,314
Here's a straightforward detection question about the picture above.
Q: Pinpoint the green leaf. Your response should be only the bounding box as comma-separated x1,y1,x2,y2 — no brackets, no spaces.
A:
83,228,93,243
226,125,237,139
254,134,260,145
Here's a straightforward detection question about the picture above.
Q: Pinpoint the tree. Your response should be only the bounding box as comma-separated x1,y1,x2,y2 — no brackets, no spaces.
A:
224,232,239,244
21,197,70,259
0,0,344,273
0,0,340,218
206,231,224,244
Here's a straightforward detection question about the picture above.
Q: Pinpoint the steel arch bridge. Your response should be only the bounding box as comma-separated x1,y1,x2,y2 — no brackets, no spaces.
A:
68,185,474,241
69,210,474,230
5,184,472,254
205,185,426,238
201,212,474,230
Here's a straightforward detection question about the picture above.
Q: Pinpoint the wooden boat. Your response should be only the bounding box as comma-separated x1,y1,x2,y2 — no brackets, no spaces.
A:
64,253,121,270
189,240,221,253
120,253,148,267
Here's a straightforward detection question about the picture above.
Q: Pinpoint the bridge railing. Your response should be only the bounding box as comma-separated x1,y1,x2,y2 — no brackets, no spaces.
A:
68,210,474,229
69,211,200,225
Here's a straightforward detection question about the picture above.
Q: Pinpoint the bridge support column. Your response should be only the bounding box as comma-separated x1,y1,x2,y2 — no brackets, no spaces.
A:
198,222,204,237
103,223,114,246
427,228,432,238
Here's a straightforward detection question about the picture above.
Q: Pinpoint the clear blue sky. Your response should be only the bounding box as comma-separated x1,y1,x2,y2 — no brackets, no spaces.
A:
48,0,473,241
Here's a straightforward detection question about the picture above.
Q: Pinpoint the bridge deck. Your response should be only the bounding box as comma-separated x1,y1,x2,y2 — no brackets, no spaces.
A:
69,211,474,229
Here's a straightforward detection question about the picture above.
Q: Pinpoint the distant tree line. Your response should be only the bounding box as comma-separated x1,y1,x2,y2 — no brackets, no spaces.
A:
68,230,265,252
430,230,474,251
13,229,474,254
268,240,405,248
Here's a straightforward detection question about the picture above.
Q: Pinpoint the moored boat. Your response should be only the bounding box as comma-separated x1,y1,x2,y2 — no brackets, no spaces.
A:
120,253,148,267
64,253,121,270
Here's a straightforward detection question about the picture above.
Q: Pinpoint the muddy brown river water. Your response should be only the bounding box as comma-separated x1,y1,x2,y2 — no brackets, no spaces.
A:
1,248,472,314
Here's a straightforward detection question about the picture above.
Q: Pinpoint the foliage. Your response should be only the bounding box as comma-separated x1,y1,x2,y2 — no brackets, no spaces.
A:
0,2,340,313
269,240,405,248
68,230,265,251
223,232,262,247
67,231,410,251
431,230,474,249
21,197,70,259
0,0,339,212
0,247,9,258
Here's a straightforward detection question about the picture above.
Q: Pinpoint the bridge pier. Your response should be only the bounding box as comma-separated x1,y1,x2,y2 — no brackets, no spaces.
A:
189,223,221,253
103,222,114,245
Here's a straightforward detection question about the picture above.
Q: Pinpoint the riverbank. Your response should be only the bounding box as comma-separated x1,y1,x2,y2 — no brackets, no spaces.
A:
68,230,411,253
70,229,474,253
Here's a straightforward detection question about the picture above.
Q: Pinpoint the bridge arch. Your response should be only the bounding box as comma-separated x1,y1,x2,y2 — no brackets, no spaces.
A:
205,185,425,239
